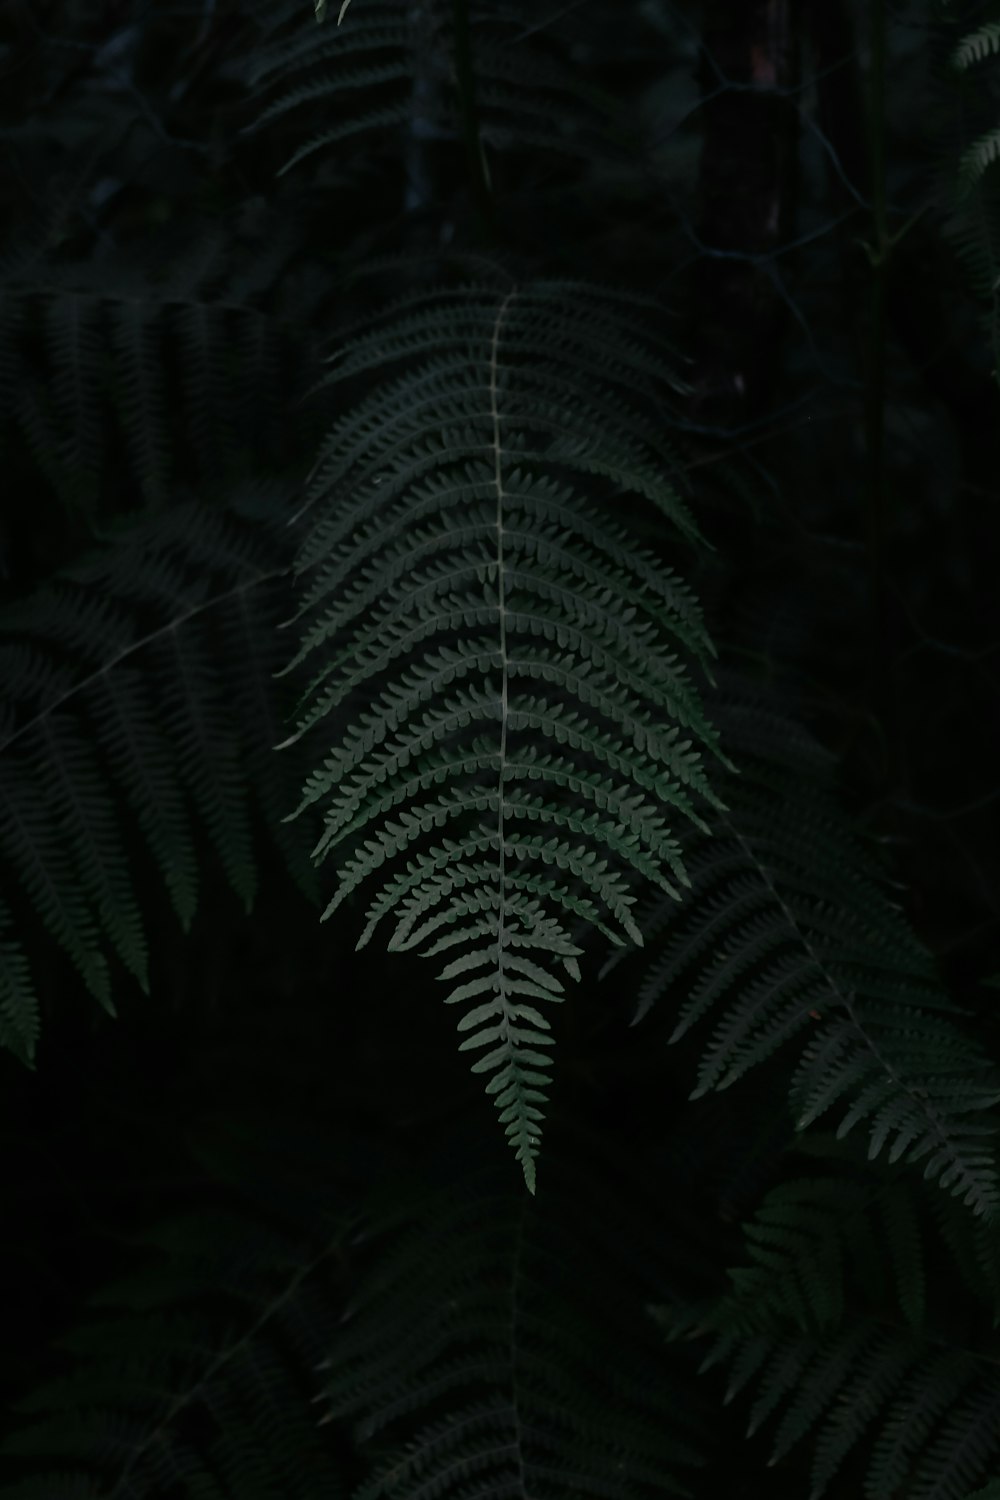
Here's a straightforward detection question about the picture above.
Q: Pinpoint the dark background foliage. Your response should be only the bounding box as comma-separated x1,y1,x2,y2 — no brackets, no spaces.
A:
1,0,998,1495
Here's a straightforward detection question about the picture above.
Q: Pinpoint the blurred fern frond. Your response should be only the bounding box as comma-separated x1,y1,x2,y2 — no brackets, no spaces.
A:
321,1145,707,1499
245,0,628,183
611,686,1000,1217
0,490,312,1062
656,1153,1000,1500
0,1194,351,1499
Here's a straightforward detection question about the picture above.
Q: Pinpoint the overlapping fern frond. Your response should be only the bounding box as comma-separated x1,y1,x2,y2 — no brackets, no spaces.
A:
657,1155,1000,1499
0,1196,350,1499
320,1146,706,1499
948,8,1000,380
245,0,626,181
0,250,301,511
0,491,311,1062
610,686,1000,1216
281,278,724,1190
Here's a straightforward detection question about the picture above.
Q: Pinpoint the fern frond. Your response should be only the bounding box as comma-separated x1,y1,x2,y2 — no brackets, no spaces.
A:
616,687,1000,1216
0,1202,350,1499
960,128,1000,194
953,23,1000,70
321,1151,706,1498
656,1157,1000,1498
659,1314,1000,1500
0,260,301,510
0,491,311,1059
0,897,37,1065
248,0,626,181
283,280,723,1189
720,1176,927,1334
944,11,1000,378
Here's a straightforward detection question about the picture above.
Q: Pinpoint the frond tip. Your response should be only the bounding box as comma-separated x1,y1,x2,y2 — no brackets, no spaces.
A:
283,279,724,1189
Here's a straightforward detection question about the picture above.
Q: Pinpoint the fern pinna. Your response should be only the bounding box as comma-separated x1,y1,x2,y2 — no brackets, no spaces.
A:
281,279,725,1189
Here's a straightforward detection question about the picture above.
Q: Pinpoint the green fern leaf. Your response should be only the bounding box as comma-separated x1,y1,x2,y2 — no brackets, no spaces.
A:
960,128,1000,194
0,1201,350,1498
283,280,723,1189
656,1167,1000,1500
0,898,38,1065
0,260,304,513
0,494,311,1058
320,1148,706,1498
953,23,1000,69
722,1176,927,1334
615,685,1000,1217
944,11,1000,379
248,0,626,181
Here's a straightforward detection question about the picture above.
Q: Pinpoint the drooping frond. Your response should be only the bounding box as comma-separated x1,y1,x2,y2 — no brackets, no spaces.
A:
656,1157,1000,1500
245,0,627,182
0,490,311,1061
280,278,724,1190
945,11,1000,379
0,255,299,511
320,1147,707,1499
716,1175,930,1334
612,685,1000,1217
0,1198,350,1499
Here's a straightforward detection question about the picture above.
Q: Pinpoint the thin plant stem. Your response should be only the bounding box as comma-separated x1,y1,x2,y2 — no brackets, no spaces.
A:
453,0,496,239
865,0,889,654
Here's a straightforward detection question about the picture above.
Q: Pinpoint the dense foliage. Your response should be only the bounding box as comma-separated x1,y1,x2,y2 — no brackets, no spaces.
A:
1,0,999,1495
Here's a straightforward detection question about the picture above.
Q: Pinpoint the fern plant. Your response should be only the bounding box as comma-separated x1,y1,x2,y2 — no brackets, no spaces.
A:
607,683,1000,1217
954,18,1000,188
948,5,1000,384
3,4,1000,1499
0,1120,706,1500
0,1191,352,1498
279,277,725,1189
243,0,628,186
0,491,311,1061
656,1146,1000,1499
0,249,309,514
318,1138,707,1499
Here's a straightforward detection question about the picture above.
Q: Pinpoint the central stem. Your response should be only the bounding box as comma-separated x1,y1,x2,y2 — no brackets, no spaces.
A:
453,0,495,237
489,291,516,966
